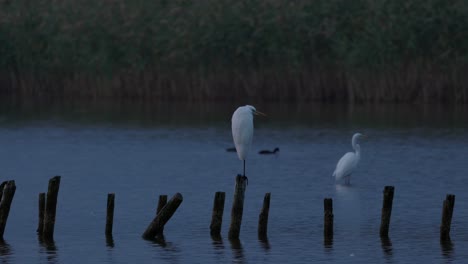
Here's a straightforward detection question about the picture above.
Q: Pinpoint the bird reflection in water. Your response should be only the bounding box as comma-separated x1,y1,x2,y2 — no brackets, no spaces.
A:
229,238,245,264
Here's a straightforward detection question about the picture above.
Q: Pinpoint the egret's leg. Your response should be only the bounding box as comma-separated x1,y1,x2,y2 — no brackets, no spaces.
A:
243,160,249,185
243,160,245,177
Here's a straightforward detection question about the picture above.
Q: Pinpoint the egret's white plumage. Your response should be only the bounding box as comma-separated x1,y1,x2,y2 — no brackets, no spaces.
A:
333,133,365,184
231,105,265,177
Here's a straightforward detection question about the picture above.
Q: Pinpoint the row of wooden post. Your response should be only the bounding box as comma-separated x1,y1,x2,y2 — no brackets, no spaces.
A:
0,178,457,244
323,186,456,244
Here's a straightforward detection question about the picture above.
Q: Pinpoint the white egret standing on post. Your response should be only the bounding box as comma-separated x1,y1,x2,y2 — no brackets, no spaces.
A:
332,133,366,185
231,105,266,182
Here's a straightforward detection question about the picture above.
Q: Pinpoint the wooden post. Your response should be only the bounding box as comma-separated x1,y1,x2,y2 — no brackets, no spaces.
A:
156,195,168,215
43,176,61,241
440,194,455,241
258,193,271,239
142,193,183,240
380,186,394,237
210,192,225,237
156,195,167,235
37,193,46,234
105,193,115,236
0,180,16,239
324,198,333,240
228,175,248,240
0,181,7,201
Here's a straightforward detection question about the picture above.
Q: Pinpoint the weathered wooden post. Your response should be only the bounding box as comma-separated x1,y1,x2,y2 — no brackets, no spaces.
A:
156,195,167,235
380,186,394,237
43,176,61,241
258,193,271,239
324,198,333,241
0,180,16,239
228,175,248,240
440,194,455,241
105,193,115,236
37,193,46,234
0,181,7,201
142,193,183,240
210,192,225,237
156,195,168,215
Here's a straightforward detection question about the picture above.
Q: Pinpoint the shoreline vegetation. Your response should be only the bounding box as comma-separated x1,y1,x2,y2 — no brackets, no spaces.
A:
1,0,467,103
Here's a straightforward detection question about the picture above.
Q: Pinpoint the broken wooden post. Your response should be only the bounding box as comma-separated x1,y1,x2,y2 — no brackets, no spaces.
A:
37,193,46,234
440,194,455,241
258,193,271,239
142,193,183,240
380,186,394,237
0,180,16,239
156,195,167,236
210,192,225,237
156,195,168,215
324,198,333,241
105,193,115,236
43,176,61,241
228,175,248,240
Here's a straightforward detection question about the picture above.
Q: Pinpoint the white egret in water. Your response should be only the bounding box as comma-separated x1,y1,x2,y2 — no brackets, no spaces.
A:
332,133,366,185
231,105,266,182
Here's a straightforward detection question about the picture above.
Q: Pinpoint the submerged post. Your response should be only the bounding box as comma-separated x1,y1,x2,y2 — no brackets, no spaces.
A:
210,192,226,237
156,195,168,235
37,193,46,234
324,198,333,240
43,176,61,241
380,186,395,237
105,193,115,236
440,194,455,241
228,175,248,240
142,193,183,240
0,180,16,239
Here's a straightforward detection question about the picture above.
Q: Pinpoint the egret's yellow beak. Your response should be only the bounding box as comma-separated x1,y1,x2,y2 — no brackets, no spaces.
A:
254,110,267,117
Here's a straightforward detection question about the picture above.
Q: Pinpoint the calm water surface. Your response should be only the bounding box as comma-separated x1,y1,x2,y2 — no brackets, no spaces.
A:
0,102,467,263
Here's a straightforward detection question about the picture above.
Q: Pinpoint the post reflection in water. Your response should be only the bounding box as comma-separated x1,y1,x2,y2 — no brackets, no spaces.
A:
211,234,224,250
0,240,12,264
258,237,271,251
324,237,333,252
440,240,454,260
38,237,58,264
211,234,225,262
229,238,245,264
106,234,115,248
147,235,181,263
380,236,393,260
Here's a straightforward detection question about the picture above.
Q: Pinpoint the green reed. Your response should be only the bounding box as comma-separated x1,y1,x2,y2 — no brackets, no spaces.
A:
0,0,467,103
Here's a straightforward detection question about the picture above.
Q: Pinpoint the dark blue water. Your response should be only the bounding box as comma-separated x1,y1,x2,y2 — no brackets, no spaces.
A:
0,102,467,263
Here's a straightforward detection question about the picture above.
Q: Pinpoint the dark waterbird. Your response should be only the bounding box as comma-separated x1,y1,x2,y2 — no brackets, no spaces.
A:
258,148,280,155
226,147,237,152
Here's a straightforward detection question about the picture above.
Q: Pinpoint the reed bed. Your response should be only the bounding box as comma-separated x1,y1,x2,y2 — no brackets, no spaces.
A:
0,0,467,103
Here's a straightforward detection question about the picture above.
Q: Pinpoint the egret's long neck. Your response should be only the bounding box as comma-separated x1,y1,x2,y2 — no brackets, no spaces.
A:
354,143,361,158
352,137,361,158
